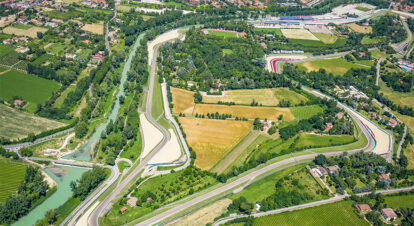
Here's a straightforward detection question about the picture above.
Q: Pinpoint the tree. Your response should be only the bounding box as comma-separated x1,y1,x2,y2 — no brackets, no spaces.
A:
194,91,202,103
75,121,88,138
19,148,33,157
27,133,36,142
36,32,43,39
45,209,57,224
314,154,327,165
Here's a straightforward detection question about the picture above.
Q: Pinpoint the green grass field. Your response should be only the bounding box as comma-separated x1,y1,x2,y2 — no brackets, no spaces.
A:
33,53,56,65
312,33,338,44
44,10,82,20
231,164,306,203
0,44,15,58
253,201,368,226
12,23,32,30
53,85,76,108
289,38,347,47
294,134,356,149
0,157,27,202
290,105,323,120
0,70,60,107
361,36,384,45
370,49,387,59
254,28,283,36
151,74,170,130
120,130,142,162
45,43,66,56
207,30,239,38
356,6,370,12
299,58,368,75
385,194,414,209
379,80,414,108
0,66,8,73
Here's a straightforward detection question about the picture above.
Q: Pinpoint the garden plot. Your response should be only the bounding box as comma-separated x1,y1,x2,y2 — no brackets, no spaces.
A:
139,113,163,159
281,29,319,41
348,23,372,34
3,25,48,38
148,128,181,164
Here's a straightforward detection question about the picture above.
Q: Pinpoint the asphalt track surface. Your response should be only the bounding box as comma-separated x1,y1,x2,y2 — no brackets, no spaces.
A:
135,82,377,226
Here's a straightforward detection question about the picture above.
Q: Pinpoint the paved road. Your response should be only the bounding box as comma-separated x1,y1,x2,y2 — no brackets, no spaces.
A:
3,128,74,151
88,32,187,226
376,57,385,86
394,22,412,54
136,85,376,225
214,186,414,225
105,2,118,56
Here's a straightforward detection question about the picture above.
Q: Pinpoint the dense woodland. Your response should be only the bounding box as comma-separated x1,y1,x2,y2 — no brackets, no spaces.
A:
70,166,107,200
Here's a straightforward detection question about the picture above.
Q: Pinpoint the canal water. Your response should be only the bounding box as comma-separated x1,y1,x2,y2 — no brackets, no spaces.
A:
62,33,145,161
15,33,145,225
13,166,89,226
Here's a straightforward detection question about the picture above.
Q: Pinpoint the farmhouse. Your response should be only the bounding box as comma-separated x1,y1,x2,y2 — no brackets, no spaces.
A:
381,208,397,221
335,112,344,119
14,99,24,107
318,166,328,176
355,204,371,212
379,173,390,180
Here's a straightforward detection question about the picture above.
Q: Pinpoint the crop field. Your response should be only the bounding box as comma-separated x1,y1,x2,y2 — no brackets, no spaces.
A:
348,23,372,33
0,104,65,140
194,104,294,120
3,25,48,38
0,70,60,107
312,33,338,44
294,134,355,149
171,87,195,115
202,88,308,106
253,201,368,226
290,105,323,120
384,194,414,209
171,198,232,226
299,58,368,75
281,29,319,40
0,44,15,58
178,117,252,170
81,23,104,34
0,157,27,203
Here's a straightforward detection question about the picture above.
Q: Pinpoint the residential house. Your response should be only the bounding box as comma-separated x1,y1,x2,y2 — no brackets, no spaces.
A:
91,51,104,62
325,122,333,131
120,206,128,214
356,204,371,212
3,39,13,45
388,119,398,128
318,166,328,176
379,173,390,180
336,112,344,119
381,208,397,221
371,112,377,119
127,197,137,207
14,99,24,107
327,165,340,174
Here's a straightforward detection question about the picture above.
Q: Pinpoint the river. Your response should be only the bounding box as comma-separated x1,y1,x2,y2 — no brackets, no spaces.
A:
13,166,89,226
62,33,145,161
15,33,145,225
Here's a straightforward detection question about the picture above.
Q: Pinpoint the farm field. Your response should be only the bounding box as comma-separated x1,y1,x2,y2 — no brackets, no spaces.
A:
0,104,65,140
299,58,368,75
0,157,27,203
178,117,252,170
0,70,60,108
171,87,195,115
281,29,319,41
81,23,104,34
348,23,372,33
384,194,414,209
202,88,308,106
193,104,294,121
0,44,15,58
294,134,356,149
290,105,323,120
312,33,338,44
171,198,232,226
252,201,368,226
3,25,48,38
